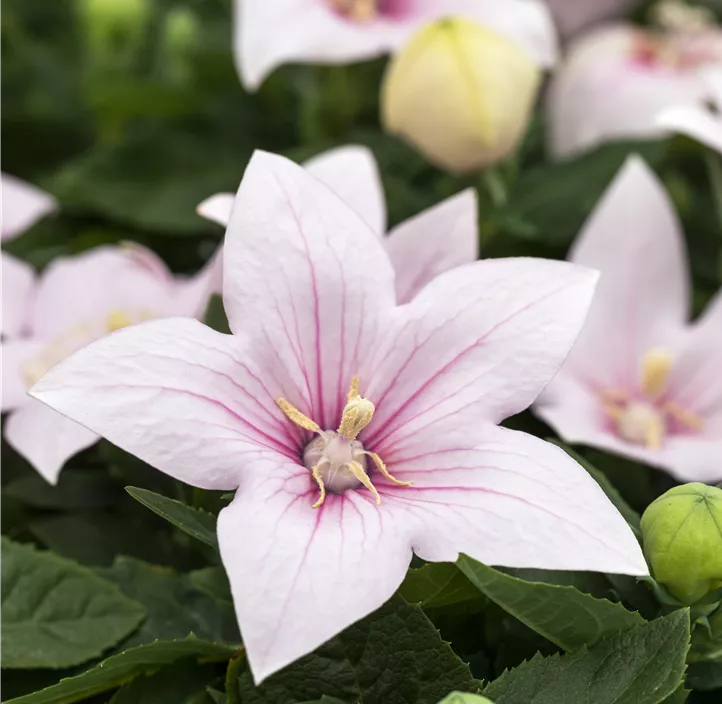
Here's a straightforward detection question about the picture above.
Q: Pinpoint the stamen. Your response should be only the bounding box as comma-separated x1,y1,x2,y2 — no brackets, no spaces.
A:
310,464,327,509
347,461,381,505
664,402,705,431
106,311,135,332
644,414,665,450
338,377,374,441
329,0,377,22
599,389,630,403
277,398,321,433
366,452,412,487
641,347,672,399
604,404,626,421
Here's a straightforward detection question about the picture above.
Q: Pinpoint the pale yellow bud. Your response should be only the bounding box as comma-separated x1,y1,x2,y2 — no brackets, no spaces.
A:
381,19,541,173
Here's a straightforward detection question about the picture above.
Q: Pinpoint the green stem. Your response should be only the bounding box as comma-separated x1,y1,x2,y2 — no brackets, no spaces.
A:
224,648,246,704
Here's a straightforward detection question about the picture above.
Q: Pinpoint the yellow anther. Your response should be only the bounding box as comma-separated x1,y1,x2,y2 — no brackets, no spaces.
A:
367,452,412,487
276,398,321,433
310,464,326,509
664,402,705,431
330,0,377,22
641,347,673,399
644,414,665,450
604,404,626,421
599,389,630,403
347,461,381,505
106,310,134,332
338,377,374,441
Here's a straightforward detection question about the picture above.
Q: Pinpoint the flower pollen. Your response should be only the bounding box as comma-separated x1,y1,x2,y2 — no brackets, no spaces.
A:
277,375,411,508
328,0,377,22
600,347,703,449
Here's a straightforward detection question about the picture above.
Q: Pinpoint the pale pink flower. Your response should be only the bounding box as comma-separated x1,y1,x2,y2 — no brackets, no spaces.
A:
657,69,722,154
545,0,642,39
2,244,215,483
547,22,722,158
31,151,647,682
235,0,558,91
2,173,56,242
536,155,722,482
197,144,479,304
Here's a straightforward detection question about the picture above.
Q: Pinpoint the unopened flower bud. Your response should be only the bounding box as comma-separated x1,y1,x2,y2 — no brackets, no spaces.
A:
381,18,541,173
641,483,722,605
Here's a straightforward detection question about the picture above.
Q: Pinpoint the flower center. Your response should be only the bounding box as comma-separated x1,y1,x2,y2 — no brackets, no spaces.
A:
600,347,703,450
22,309,154,388
327,0,378,22
277,375,412,508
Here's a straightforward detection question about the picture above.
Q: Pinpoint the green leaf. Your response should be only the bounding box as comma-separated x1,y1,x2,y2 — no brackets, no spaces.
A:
99,556,240,647
109,659,221,704
5,637,236,704
188,566,233,603
4,469,118,510
233,595,477,703
125,486,218,549
457,555,644,651
483,609,690,704
399,563,481,610
1,538,145,669
686,661,722,691
549,440,642,536
204,294,230,334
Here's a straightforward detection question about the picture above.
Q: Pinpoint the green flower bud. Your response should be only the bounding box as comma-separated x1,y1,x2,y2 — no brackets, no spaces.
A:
78,0,151,58
641,483,722,605
437,694,493,704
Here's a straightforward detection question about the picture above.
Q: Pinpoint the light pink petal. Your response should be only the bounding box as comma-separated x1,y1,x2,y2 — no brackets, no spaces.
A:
5,399,98,484
31,245,189,338
545,0,641,39
656,106,722,155
197,193,234,227
304,145,386,234
1,174,56,241
223,150,395,428
218,460,413,683
667,290,722,421
536,374,722,484
235,0,411,91
547,25,708,158
2,339,43,411
30,317,300,490
2,252,37,338
408,0,558,66
362,257,597,453
385,188,478,304
553,155,689,394
379,423,647,575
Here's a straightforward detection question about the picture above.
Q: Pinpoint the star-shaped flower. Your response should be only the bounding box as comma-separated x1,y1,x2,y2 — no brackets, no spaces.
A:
197,144,478,303
2,244,215,483
235,0,557,90
31,151,647,683
536,155,722,482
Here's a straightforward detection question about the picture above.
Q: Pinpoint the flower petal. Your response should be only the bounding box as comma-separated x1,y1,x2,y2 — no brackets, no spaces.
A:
1,173,56,241
223,150,395,428
363,257,597,451
379,423,648,575
304,145,386,234
32,245,176,339
2,252,36,338
385,188,478,304
30,317,300,490
235,0,411,91
196,193,234,227
217,460,413,684
554,155,689,393
5,400,98,484
1,339,42,411
657,106,722,155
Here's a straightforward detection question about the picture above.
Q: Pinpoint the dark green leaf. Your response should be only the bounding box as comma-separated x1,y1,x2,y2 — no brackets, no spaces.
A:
399,563,481,610
99,556,239,647
4,469,118,510
457,555,644,651
484,609,690,704
687,661,722,691
109,659,221,704
548,440,642,536
125,486,218,549
188,566,233,603
5,637,236,704
233,595,477,704
1,538,145,669
204,294,231,334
